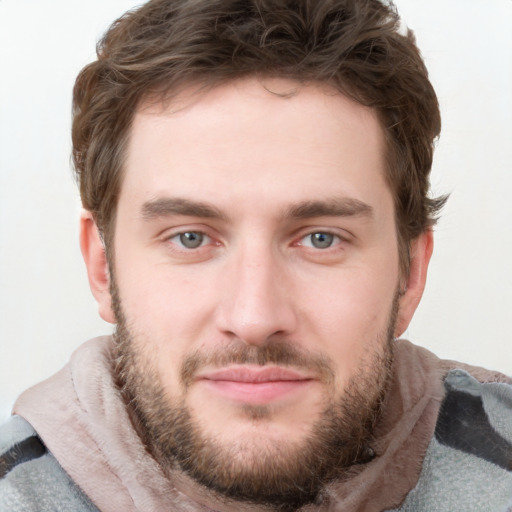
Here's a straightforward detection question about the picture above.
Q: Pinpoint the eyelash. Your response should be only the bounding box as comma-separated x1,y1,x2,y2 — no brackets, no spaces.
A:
166,230,215,251
164,228,347,254
297,231,344,250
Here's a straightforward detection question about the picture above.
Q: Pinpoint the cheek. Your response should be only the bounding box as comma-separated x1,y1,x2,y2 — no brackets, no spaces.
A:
114,240,207,323
113,259,208,373
295,265,398,382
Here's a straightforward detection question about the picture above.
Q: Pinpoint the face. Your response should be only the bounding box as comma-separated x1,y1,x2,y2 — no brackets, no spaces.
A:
100,79,408,509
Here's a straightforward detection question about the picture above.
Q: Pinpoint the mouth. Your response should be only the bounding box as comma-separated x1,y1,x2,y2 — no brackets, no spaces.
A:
196,366,315,404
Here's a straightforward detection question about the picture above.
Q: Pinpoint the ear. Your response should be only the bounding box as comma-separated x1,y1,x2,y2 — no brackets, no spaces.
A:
79,211,116,324
394,230,433,337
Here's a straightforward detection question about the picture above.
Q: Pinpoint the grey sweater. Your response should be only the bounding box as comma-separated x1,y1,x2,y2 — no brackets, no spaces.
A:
1,337,512,511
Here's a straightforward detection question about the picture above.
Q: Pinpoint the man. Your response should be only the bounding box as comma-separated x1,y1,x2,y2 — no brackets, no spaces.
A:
1,0,511,510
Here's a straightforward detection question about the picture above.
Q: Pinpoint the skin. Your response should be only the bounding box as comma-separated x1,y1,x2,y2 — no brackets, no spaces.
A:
80,78,432,511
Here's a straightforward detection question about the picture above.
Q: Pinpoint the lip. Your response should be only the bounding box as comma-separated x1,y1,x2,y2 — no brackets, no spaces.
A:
196,366,314,404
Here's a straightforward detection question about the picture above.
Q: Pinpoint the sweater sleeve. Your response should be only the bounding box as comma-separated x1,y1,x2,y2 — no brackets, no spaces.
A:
0,416,100,512
387,369,512,512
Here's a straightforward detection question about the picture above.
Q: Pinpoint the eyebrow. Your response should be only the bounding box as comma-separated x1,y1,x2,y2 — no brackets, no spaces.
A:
284,198,374,220
141,197,228,221
141,196,373,223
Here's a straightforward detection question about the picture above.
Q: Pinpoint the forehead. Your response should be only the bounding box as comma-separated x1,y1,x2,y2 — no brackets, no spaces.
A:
121,78,390,217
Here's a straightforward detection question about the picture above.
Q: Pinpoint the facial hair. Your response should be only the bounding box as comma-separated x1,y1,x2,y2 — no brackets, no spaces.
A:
111,279,397,511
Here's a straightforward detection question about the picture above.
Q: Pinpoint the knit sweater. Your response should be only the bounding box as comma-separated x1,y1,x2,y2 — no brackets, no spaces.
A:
1,336,512,511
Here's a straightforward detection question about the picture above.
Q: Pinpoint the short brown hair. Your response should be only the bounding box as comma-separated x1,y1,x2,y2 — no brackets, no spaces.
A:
72,0,446,273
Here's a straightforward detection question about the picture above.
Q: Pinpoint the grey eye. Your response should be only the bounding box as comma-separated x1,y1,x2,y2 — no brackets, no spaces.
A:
310,232,334,249
179,232,204,249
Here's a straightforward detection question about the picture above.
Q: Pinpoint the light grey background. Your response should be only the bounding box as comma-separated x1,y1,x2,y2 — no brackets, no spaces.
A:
1,0,511,420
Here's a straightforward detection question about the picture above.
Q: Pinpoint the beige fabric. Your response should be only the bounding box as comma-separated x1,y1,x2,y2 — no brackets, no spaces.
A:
15,338,199,512
13,337,508,511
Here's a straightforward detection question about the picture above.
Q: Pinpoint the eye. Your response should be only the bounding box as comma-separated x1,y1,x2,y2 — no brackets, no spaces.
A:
301,232,339,249
170,231,209,249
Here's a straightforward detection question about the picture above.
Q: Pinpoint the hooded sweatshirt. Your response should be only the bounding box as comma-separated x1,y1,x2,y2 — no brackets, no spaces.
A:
1,336,512,512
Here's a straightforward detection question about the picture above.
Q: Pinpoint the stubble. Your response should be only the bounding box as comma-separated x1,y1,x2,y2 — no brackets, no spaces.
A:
111,279,397,511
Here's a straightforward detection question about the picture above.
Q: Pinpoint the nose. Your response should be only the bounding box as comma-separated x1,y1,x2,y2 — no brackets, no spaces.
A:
215,245,298,346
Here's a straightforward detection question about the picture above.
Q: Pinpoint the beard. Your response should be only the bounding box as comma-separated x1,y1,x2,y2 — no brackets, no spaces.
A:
111,279,397,511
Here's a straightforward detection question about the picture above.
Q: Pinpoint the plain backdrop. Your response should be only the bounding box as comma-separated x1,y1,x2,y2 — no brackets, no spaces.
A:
1,0,511,420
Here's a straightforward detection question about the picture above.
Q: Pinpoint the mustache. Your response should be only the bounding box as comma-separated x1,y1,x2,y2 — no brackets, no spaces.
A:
180,339,335,389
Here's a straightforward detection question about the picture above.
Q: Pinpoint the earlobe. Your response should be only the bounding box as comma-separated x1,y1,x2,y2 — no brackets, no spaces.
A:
394,230,433,338
79,211,116,324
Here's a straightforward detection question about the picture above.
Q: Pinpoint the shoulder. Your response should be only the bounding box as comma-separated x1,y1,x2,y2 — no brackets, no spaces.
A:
0,416,98,512
435,369,512,472
395,367,512,512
